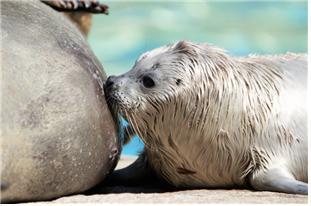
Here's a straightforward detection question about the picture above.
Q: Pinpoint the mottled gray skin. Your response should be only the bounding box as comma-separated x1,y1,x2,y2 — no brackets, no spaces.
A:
0,1,119,203
105,41,307,195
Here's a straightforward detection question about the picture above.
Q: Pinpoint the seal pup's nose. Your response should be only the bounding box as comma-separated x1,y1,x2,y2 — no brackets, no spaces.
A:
105,75,116,87
104,75,117,93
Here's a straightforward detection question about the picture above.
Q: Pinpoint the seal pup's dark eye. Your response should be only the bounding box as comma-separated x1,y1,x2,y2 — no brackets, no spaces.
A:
142,76,155,88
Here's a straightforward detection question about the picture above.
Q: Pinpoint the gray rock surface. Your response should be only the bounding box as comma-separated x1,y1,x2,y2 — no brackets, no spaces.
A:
0,0,119,203
39,190,308,204
26,156,308,204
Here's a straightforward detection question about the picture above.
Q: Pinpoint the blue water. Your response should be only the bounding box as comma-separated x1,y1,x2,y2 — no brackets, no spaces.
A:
89,0,308,155
122,135,144,155
118,117,144,155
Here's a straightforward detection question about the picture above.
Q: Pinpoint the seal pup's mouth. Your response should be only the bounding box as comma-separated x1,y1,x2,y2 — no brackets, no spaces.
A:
104,87,131,119
104,75,142,115
103,76,135,126
104,76,149,147
103,75,122,115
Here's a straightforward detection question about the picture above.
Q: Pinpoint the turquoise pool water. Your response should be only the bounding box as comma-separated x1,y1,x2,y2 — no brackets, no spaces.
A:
88,0,307,155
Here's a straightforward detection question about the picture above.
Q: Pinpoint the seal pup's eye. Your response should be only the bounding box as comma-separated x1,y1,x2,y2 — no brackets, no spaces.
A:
142,75,155,88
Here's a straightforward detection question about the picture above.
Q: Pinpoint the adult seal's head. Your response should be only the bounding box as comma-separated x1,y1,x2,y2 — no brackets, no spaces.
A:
105,41,307,195
1,1,119,203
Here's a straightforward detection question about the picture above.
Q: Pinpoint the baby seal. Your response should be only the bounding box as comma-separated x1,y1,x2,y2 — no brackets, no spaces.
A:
104,41,308,194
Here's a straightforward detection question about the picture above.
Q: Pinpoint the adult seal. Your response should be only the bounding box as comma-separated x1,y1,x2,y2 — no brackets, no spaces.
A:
104,41,307,194
1,1,119,203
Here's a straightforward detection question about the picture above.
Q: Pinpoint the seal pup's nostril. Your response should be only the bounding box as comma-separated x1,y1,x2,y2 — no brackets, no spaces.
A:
105,76,115,88
104,75,118,93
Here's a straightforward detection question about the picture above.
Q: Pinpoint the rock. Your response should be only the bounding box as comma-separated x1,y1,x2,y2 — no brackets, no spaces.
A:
0,0,119,203
24,156,308,204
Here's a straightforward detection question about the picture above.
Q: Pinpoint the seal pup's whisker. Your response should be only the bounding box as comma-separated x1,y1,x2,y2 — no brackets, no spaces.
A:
126,111,152,150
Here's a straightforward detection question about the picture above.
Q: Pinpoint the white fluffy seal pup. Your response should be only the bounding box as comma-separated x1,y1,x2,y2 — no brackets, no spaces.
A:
104,41,308,194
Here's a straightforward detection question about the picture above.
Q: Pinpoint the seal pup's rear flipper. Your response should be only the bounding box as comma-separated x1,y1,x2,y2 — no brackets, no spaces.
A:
250,167,308,195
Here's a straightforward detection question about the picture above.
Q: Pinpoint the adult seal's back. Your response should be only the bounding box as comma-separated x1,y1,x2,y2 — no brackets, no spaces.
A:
105,41,307,195
1,1,119,203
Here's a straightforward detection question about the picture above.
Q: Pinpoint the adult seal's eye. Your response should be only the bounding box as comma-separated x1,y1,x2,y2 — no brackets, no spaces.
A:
142,75,155,88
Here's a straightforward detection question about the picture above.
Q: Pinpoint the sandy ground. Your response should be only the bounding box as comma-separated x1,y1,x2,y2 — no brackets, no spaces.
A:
27,156,308,204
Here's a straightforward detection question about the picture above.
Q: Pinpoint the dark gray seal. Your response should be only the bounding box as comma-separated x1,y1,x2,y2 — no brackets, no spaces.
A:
0,0,119,203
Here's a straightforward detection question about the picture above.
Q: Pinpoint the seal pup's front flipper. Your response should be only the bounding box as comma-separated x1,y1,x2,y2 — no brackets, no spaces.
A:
250,167,308,195
105,152,154,185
